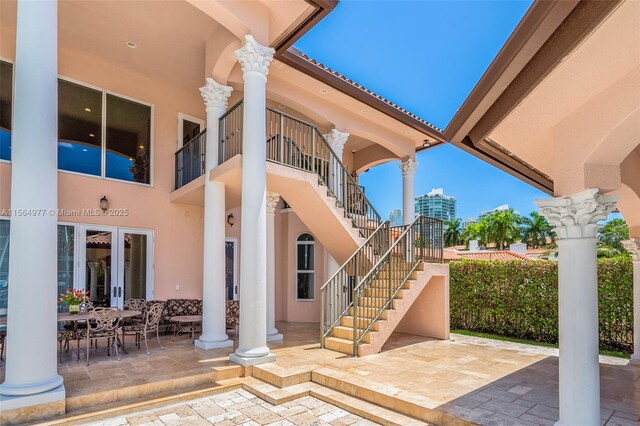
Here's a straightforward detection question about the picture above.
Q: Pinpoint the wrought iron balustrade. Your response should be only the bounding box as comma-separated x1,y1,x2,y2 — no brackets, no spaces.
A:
175,130,206,189
218,101,382,238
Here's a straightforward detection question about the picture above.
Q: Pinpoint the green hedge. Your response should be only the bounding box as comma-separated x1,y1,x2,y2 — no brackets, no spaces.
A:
449,258,633,353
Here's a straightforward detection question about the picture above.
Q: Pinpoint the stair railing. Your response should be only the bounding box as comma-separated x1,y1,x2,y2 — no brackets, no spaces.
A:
218,101,382,238
350,215,443,356
320,220,390,347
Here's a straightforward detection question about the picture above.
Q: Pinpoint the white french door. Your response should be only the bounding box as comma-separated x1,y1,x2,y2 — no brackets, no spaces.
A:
77,225,153,309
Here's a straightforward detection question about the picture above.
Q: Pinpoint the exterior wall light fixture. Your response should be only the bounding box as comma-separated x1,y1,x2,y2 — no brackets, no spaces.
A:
227,213,235,227
100,196,109,212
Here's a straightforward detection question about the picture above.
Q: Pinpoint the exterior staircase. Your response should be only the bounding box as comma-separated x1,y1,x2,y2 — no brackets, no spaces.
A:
321,216,445,356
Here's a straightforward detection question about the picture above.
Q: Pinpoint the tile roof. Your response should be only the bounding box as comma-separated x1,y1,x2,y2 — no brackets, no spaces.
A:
445,250,533,262
293,51,443,133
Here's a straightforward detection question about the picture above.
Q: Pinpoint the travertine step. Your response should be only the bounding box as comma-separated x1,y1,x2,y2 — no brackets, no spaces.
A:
310,386,431,426
348,305,390,319
312,367,473,425
249,362,312,388
365,287,408,298
324,336,373,356
339,315,378,329
242,376,315,405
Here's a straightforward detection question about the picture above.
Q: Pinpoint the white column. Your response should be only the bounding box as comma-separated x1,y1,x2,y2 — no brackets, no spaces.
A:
196,78,233,350
622,238,640,365
0,0,65,410
536,188,618,426
400,159,418,225
324,129,349,203
266,193,283,341
230,35,276,366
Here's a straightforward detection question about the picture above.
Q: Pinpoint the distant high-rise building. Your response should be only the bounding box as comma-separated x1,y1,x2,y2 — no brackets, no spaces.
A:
479,204,510,218
461,218,478,229
388,209,403,226
414,188,457,221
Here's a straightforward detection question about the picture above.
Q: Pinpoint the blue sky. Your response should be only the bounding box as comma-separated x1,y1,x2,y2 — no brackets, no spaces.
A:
294,0,556,220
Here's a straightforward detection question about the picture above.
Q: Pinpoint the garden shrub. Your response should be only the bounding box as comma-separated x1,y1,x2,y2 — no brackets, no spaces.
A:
449,258,633,353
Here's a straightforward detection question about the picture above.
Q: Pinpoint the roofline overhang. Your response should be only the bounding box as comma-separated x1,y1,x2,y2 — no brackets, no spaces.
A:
272,0,339,52
443,0,622,195
276,49,447,146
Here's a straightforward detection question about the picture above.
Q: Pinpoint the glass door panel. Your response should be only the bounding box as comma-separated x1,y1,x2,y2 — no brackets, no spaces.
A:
225,240,237,300
82,229,114,307
115,229,152,309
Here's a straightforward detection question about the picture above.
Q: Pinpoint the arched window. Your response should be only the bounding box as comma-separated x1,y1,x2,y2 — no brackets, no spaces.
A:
296,233,315,300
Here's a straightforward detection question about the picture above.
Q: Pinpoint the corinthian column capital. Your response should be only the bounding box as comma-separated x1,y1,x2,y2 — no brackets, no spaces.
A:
622,239,640,261
323,129,349,159
200,78,233,111
535,188,619,239
235,35,275,78
266,192,280,215
399,158,418,177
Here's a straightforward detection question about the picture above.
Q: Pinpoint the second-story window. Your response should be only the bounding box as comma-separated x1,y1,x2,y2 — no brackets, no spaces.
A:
0,60,152,185
0,61,12,162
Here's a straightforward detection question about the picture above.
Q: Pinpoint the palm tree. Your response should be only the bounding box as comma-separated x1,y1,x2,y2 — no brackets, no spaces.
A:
486,209,521,250
462,220,490,248
521,212,555,248
444,218,462,247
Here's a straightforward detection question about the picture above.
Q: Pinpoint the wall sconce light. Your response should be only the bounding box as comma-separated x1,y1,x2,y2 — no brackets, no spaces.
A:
100,196,109,212
227,213,235,227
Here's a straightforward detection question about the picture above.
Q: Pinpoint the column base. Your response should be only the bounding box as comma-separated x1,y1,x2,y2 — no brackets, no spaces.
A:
0,384,65,424
195,338,234,350
229,352,276,366
267,333,283,342
629,353,640,366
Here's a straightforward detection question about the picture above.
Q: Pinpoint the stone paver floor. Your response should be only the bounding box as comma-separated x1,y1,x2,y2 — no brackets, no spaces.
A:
82,389,379,426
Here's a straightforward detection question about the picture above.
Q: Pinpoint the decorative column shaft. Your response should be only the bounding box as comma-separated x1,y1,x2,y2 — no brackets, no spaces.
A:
622,238,640,365
0,0,65,409
324,129,349,204
266,193,283,341
400,159,418,225
536,188,618,426
230,35,276,366
196,78,233,350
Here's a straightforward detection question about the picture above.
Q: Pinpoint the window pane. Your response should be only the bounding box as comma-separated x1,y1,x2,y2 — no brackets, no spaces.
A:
297,272,314,300
106,94,151,184
297,243,314,270
0,220,9,320
58,79,103,175
0,61,12,161
57,225,74,313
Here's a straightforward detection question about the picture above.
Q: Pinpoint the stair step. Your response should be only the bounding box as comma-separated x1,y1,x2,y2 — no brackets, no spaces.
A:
365,287,407,298
348,306,389,319
330,326,375,344
312,367,469,425
310,386,431,426
324,336,355,355
242,377,314,405
339,315,383,330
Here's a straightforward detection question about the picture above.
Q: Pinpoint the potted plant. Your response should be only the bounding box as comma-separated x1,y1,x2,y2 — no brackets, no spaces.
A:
59,289,89,314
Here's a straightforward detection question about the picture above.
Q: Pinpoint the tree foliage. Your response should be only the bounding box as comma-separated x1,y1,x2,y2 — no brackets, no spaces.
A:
520,212,555,248
444,218,462,247
597,218,629,253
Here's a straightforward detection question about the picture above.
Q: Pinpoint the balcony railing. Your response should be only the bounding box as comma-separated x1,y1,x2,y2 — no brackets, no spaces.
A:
175,129,206,189
219,101,381,238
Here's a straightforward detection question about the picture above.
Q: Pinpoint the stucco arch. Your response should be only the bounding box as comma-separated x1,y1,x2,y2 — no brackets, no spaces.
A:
586,107,640,167
613,183,640,238
352,144,399,174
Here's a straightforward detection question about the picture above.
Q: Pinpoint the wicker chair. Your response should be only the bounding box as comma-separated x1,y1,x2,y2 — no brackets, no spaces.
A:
77,307,121,365
122,303,164,355
226,300,239,338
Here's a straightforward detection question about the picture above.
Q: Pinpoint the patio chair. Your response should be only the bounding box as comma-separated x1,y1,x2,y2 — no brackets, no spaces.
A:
123,298,146,325
57,330,74,363
226,300,239,339
121,302,164,355
77,307,121,365
0,329,5,361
